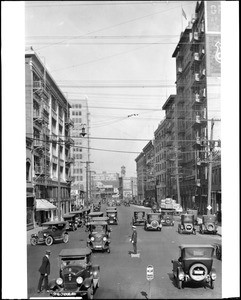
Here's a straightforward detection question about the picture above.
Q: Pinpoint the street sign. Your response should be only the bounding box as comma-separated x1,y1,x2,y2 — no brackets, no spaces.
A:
146,265,154,281
207,205,212,210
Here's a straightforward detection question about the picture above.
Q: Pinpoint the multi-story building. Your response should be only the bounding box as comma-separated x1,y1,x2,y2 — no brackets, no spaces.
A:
91,171,119,200
25,48,74,227
135,152,146,202
142,141,156,200
172,0,221,213
69,98,90,207
154,120,166,201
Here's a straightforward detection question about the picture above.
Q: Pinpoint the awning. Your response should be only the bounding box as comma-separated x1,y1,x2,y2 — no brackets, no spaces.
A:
36,199,57,211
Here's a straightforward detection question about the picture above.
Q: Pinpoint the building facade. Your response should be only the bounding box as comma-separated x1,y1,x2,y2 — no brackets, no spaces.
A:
70,98,91,207
172,0,221,213
135,152,146,202
142,141,156,200
25,48,74,228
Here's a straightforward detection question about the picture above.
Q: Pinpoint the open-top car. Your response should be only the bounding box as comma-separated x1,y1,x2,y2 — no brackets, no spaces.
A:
186,209,198,225
132,211,146,226
161,209,175,226
30,221,69,246
106,209,118,225
93,201,101,212
178,214,196,234
144,213,162,231
199,215,218,234
72,210,85,227
49,248,100,299
63,213,78,231
87,221,111,253
85,212,104,231
171,244,216,289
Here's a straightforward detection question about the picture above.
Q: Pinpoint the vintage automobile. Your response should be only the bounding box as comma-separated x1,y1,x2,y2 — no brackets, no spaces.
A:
116,199,121,206
178,214,196,234
186,209,198,225
49,248,100,299
30,221,69,246
171,244,216,289
132,211,146,226
87,221,111,253
143,199,152,207
72,210,85,227
85,212,104,231
151,202,160,213
199,215,218,234
106,209,118,225
161,209,175,226
93,201,101,212
144,213,162,231
63,213,78,231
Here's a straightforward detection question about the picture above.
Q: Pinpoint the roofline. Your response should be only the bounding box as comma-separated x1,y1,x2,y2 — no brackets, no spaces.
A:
162,94,176,110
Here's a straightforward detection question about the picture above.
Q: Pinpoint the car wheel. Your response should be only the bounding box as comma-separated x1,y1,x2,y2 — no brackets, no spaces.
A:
30,237,37,246
210,279,214,289
45,236,53,246
63,233,69,244
87,285,94,299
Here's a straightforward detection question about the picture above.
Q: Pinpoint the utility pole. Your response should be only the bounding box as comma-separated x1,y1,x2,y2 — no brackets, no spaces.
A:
175,146,181,204
81,161,93,207
207,119,214,216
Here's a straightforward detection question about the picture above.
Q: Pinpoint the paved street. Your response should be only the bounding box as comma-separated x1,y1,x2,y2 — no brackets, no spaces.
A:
28,204,222,299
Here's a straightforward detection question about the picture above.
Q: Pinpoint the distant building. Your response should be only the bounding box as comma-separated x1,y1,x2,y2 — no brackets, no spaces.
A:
69,98,90,207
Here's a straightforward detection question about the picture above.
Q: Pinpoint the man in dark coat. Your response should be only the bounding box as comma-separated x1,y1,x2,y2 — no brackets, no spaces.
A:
37,250,51,293
130,226,137,254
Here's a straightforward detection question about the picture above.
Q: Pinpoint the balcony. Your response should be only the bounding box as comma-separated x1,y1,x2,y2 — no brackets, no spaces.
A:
52,155,58,164
42,103,50,114
65,117,74,127
177,67,183,75
200,68,206,78
59,116,63,126
33,80,44,89
51,109,57,120
200,88,206,99
34,166,43,174
190,52,200,70
192,114,207,128
65,156,74,164
177,110,185,119
33,139,44,148
66,176,74,182
191,93,203,108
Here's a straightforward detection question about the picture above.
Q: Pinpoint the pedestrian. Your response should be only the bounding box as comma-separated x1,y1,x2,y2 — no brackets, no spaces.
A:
130,225,137,254
37,249,51,293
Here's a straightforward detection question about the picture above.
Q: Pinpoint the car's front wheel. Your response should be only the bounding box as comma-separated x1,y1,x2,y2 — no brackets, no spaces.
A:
87,285,94,299
210,279,214,289
63,233,69,243
45,236,53,246
30,237,37,246
176,277,183,289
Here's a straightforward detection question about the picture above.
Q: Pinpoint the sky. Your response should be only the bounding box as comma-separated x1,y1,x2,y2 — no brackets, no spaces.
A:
24,0,197,177
2,1,239,299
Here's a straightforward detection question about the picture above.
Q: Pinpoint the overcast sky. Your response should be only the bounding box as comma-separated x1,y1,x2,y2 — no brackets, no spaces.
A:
25,1,197,177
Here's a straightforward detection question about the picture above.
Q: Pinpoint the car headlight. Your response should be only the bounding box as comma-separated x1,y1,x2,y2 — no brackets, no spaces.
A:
56,278,63,285
103,237,107,241
43,233,47,236
178,273,184,280
76,276,83,284
90,237,95,241
211,273,216,280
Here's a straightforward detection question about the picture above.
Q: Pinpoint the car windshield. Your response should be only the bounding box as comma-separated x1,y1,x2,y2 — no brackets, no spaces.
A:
136,212,144,218
182,215,194,222
183,247,213,258
91,225,105,233
148,214,160,221
61,257,87,268
203,215,216,222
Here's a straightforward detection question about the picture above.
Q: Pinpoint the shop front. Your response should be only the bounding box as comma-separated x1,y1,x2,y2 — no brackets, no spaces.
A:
35,199,57,226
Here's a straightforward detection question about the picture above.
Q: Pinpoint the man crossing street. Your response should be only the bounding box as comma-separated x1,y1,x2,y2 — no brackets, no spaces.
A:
130,225,137,254
37,249,51,293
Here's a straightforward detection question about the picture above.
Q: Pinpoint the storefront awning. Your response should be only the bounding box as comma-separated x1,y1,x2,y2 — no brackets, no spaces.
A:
36,199,57,211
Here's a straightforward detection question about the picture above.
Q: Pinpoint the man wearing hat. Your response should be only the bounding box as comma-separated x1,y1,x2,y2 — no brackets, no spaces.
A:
37,250,51,293
130,226,137,254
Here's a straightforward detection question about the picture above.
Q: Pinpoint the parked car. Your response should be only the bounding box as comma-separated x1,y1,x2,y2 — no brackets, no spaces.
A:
63,213,78,231
93,203,101,212
171,244,216,289
161,209,175,226
186,209,198,225
199,215,218,234
144,213,162,231
106,209,118,225
30,221,69,246
49,248,100,299
178,214,196,234
132,211,146,226
143,199,151,207
87,221,111,253
72,210,85,227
